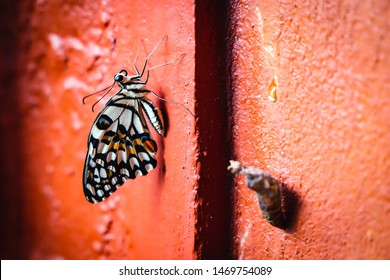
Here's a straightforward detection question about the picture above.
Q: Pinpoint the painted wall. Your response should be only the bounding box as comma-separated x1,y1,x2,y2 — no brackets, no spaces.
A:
1,0,389,260
1,0,199,260
227,0,390,259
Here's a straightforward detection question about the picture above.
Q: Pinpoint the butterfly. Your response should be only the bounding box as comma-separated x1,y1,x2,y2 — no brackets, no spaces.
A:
83,38,167,204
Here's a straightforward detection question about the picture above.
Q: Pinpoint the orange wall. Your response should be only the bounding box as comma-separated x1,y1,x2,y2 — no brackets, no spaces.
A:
227,0,390,259
1,0,389,259
2,0,199,260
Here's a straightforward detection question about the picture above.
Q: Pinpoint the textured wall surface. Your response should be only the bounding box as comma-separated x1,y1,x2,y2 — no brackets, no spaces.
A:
227,0,390,259
1,0,198,259
1,0,389,260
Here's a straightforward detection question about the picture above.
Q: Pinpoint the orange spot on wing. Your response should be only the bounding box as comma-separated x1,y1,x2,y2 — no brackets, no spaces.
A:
143,139,157,153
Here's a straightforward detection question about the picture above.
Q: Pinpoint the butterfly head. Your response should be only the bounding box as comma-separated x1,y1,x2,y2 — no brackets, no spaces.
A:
114,69,144,88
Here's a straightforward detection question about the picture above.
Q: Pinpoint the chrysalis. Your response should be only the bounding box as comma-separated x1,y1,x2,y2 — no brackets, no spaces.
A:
228,160,284,229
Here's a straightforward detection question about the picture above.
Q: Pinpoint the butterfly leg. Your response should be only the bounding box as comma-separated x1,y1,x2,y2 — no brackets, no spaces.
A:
139,35,168,78
133,39,142,75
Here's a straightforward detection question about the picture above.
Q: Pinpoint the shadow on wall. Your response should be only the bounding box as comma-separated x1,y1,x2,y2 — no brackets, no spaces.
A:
282,184,301,233
0,0,24,259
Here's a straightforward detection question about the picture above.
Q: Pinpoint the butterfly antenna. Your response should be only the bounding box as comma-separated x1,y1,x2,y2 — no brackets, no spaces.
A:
82,82,116,105
150,91,194,118
88,82,116,112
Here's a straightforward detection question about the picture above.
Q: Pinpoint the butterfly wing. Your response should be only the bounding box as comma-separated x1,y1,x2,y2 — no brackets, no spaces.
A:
83,93,159,203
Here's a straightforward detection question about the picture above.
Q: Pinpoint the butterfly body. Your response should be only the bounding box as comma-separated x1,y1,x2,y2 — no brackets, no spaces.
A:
83,70,164,203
